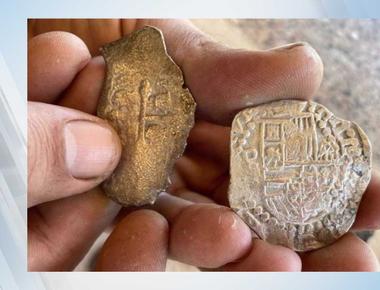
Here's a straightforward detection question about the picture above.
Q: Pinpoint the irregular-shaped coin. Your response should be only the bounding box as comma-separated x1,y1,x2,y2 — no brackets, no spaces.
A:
229,100,371,251
97,26,196,206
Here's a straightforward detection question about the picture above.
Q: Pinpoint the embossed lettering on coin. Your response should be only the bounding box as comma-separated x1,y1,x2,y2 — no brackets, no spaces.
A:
229,100,371,251
98,26,196,206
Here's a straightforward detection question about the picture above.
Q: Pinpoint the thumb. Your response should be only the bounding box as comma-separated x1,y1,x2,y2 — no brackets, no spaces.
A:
28,102,121,207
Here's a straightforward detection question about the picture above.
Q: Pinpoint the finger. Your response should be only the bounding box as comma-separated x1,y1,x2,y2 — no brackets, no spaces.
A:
175,122,229,194
153,193,252,268
175,153,228,197
187,121,230,166
95,209,168,271
45,20,323,125
171,121,231,204
352,171,380,230
28,31,91,102
301,233,380,271
28,187,121,271
162,188,301,272
28,19,129,56
28,102,121,207
58,56,105,114
134,19,324,125
220,239,301,271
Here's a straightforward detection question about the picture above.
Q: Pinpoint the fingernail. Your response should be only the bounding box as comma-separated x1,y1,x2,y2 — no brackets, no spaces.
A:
64,120,120,179
271,42,308,51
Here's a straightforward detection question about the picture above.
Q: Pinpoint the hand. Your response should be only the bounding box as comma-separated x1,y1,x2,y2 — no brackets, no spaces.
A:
28,19,380,271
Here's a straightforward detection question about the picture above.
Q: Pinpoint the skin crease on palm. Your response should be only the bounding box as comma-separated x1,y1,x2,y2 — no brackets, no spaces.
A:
27,19,380,272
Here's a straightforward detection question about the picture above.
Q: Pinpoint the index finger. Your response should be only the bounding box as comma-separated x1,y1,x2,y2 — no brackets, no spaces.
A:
35,19,324,125
28,31,91,103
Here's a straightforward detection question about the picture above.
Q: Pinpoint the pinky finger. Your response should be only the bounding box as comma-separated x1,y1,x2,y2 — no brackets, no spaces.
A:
95,209,169,271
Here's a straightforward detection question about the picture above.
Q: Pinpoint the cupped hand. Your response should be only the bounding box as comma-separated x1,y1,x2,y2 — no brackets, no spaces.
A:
28,19,380,271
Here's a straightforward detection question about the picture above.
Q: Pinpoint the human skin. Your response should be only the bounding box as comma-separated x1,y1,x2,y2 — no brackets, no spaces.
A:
28,19,380,271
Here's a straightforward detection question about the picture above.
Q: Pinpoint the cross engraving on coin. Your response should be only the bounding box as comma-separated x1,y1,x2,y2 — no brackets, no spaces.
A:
229,100,372,251
97,26,196,207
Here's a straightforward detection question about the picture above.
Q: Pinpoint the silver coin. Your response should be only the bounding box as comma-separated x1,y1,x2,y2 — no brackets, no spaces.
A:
229,100,372,251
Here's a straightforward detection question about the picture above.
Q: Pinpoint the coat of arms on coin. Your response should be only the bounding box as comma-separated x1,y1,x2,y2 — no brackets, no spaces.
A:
229,100,371,251
97,26,196,207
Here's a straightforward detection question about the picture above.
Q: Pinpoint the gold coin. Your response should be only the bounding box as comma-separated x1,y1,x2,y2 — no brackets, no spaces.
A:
97,26,196,206
229,100,371,251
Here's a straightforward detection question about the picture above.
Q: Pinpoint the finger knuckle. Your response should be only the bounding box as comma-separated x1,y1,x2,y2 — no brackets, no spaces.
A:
28,106,62,193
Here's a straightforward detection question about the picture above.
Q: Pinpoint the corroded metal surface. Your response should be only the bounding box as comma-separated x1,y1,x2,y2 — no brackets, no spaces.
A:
229,100,371,251
97,26,196,206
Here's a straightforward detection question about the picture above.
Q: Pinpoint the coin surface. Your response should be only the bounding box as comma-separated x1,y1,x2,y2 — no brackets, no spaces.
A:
97,26,196,206
229,100,371,251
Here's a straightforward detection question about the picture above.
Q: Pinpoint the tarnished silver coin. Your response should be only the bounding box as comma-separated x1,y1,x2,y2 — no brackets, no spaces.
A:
229,100,372,251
